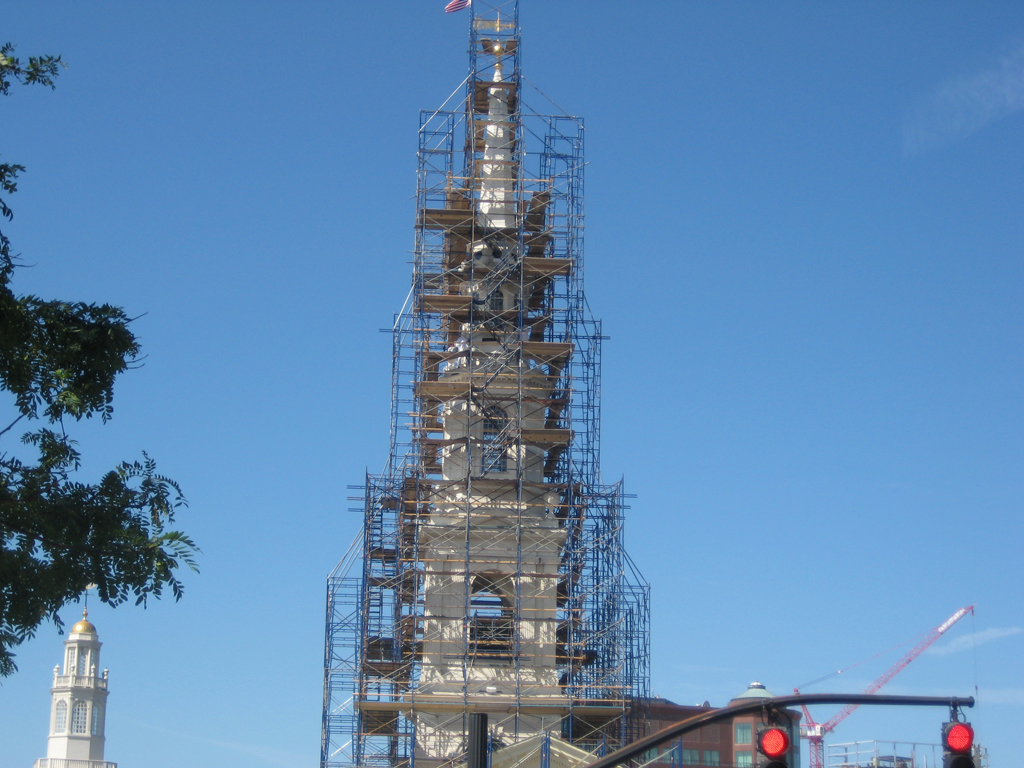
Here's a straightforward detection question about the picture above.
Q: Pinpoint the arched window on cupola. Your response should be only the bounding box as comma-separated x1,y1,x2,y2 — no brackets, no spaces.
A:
65,647,76,675
481,406,508,473
77,648,89,676
92,703,103,736
71,701,89,734
54,700,68,733
468,573,514,658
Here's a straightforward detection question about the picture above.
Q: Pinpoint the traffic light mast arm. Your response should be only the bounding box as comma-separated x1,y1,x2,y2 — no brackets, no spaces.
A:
585,694,975,768
818,606,974,735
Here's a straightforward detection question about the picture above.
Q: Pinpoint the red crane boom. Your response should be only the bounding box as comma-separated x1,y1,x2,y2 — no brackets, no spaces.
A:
796,605,974,768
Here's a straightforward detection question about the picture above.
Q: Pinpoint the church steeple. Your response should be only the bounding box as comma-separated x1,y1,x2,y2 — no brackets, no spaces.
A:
34,609,116,768
321,3,650,768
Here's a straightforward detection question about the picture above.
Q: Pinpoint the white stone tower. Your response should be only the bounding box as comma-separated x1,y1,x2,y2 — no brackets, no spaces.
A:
321,3,651,768
410,42,569,762
34,610,116,768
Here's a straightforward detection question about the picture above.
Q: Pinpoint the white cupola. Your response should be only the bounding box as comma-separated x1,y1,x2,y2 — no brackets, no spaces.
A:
33,609,116,768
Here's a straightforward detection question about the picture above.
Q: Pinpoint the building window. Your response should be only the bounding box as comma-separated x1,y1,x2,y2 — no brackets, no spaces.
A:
54,700,67,733
71,701,89,734
680,749,699,765
735,723,751,744
66,647,76,675
468,573,514,657
92,704,103,736
487,290,504,311
481,407,508,473
735,750,752,768
77,648,88,676
702,751,720,766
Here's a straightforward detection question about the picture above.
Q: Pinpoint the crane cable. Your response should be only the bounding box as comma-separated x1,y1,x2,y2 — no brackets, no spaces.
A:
795,631,929,691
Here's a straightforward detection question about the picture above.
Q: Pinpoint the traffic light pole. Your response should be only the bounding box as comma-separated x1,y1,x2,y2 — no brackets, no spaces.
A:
585,693,975,768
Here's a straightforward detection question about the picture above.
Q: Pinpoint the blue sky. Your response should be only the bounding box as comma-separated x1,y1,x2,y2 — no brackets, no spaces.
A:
1,2,1022,767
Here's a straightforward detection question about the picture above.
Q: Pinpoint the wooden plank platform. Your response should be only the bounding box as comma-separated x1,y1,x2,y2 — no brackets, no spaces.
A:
354,699,622,717
523,256,571,277
415,380,473,401
520,341,572,360
420,209,475,230
521,428,572,447
423,341,570,369
419,294,472,314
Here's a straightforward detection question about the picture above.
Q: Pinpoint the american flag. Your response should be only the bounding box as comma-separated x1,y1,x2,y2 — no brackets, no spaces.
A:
445,0,470,12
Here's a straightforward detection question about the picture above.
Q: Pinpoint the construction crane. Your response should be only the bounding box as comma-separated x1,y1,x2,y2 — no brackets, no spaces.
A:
795,605,975,768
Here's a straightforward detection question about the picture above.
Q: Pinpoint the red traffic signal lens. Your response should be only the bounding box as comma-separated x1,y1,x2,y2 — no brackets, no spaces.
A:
945,722,974,753
759,727,790,759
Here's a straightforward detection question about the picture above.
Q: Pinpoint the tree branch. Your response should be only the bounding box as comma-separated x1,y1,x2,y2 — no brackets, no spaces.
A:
0,412,25,439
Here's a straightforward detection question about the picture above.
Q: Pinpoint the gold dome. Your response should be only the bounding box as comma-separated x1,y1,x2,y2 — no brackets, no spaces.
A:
71,609,96,635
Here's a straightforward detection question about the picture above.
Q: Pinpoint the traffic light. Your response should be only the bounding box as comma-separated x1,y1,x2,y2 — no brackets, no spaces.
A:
756,726,790,768
942,721,975,768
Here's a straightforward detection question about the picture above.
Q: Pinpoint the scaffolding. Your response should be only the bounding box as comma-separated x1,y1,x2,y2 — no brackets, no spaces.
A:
826,741,989,768
323,3,649,767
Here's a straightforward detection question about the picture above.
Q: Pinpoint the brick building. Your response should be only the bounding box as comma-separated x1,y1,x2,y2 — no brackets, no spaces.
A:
642,683,802,768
